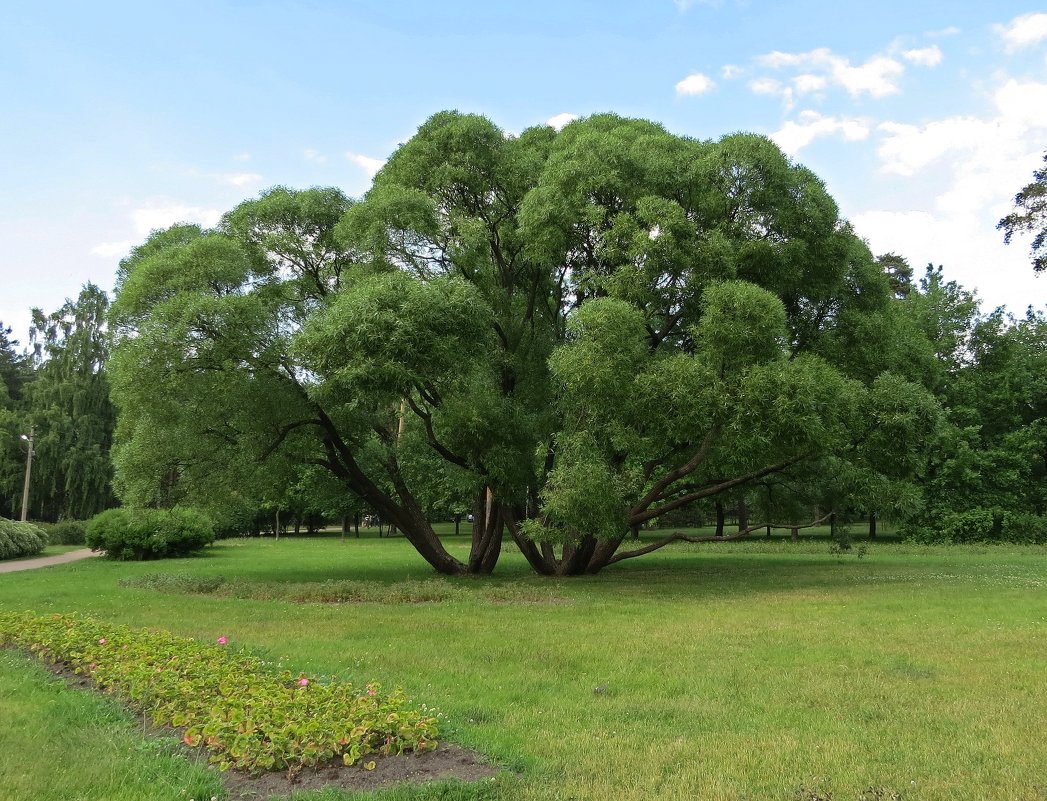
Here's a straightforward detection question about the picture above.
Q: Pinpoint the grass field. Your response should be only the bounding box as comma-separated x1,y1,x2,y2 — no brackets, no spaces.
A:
1,528,1045,801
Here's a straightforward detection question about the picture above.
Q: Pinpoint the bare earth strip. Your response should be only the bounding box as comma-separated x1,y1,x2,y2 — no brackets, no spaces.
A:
0,549,97,574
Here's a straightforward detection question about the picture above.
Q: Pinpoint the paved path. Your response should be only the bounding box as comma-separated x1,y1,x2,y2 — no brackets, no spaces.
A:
0,548,98,574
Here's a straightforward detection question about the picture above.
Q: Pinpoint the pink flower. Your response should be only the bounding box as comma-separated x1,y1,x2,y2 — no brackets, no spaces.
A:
367,687,377,697
98,638,107,645
298,677,309,686
217,636,228,645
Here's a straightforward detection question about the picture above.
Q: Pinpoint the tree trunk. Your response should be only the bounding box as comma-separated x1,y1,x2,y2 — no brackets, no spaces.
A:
467,488,502,574
715,501,725,538
341,515,348,542
294,517,301,535
868,512,877,539
454,513,461,537
354,512,360,537
791,526,798,541
737,498,748,532
275,509,280,541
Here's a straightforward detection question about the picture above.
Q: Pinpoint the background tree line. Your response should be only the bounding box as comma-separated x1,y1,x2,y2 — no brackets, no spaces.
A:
2,114,1044,570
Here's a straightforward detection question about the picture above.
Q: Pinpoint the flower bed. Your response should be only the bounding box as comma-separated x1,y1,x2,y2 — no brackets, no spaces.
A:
0,612,439,774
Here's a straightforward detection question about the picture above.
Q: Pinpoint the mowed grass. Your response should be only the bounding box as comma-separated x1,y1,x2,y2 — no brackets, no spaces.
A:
1,528,1046,801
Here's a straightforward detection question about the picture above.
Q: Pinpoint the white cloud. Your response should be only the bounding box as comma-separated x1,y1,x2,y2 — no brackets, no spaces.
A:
89,204,223,258
852,76,1047,314
223,172,263,188
676,72,716,96
901,45,943,67
304,148,327,164
793,73,827,93
232,152,252,162
756,47,904,98
131,205,222,236
546,112,579,131
771,111,870,156
876,78,1047,177
673,0,693,10
721,64,743,79
89,241,136,258
346,152,386,177
995,12,1047,52
749,77,782,95
927,26,961,38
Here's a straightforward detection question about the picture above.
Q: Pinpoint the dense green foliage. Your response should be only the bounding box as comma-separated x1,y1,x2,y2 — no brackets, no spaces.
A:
0,517,47,559
0,611,439,774
107,112,942,575
86,507,215,560
0,286,116,522
36,518,88,545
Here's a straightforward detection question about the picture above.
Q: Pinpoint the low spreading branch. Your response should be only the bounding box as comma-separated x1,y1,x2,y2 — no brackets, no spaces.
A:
608,510,834,565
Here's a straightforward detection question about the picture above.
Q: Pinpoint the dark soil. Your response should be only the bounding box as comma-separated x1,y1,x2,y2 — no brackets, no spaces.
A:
27,651,500,799
220,743,498,799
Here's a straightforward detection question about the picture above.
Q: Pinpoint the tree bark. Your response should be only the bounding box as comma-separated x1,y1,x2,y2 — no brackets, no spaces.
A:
869,512,877,539
737,498,748,532
715,501,725,538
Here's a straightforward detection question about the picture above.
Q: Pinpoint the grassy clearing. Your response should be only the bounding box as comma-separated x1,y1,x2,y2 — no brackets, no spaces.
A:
1,529,1045,800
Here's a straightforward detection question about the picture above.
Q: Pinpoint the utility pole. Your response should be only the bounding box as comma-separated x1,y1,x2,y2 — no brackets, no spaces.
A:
19,427,34,522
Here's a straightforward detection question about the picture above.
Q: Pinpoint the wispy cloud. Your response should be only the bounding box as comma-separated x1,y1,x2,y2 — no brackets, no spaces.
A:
131,204,223,235
91,203,224,259
995,12,1047,52
771,111,870,156
756,47,904,98
546,112,579,131
304,148,327,164
346,152,386,177
222,172,263,188
90,241,136,259
901,45,943,67
675,72,716,96
232,152,252,162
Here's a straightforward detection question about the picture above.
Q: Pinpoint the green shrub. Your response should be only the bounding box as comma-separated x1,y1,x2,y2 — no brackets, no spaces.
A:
0,612,440,774
86,508,215,560
0,518,48,560
904,507,1047,544
38,519,88,545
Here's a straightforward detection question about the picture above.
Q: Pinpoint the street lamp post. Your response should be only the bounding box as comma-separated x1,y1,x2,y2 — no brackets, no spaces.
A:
19,427,34,522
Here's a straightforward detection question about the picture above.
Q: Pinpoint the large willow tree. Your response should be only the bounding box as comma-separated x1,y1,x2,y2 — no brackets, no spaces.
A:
110,112,936,575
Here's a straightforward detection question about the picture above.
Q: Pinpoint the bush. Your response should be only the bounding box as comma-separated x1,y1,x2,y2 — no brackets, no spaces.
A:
0,518,48,560
86,507,215,560
38,519,88,545
0,612,440,774
904,507,1047,544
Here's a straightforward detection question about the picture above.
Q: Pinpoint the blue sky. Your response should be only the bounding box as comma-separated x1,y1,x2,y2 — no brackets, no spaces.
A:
2,1,1047,342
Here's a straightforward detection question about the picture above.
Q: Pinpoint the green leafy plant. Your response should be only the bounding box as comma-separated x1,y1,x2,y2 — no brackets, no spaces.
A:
0,518,48,560
0,612,439,774
37,519,88,545
85,507,215,560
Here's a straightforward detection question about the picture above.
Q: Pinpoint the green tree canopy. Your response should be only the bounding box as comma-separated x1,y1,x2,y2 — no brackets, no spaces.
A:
110,113,937,575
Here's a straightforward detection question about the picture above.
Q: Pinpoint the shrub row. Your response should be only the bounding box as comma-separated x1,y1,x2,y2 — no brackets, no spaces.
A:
86,508,215,560
905,508,1047,544
36,519,88,545
0,612,440,774
0,518,48,560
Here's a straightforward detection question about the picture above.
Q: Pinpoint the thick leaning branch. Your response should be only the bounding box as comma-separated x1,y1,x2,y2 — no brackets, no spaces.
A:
632,426,720,514
629,452,809,526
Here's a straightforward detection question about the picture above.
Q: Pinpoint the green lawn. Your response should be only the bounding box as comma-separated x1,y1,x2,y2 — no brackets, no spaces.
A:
1,530,1045,801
